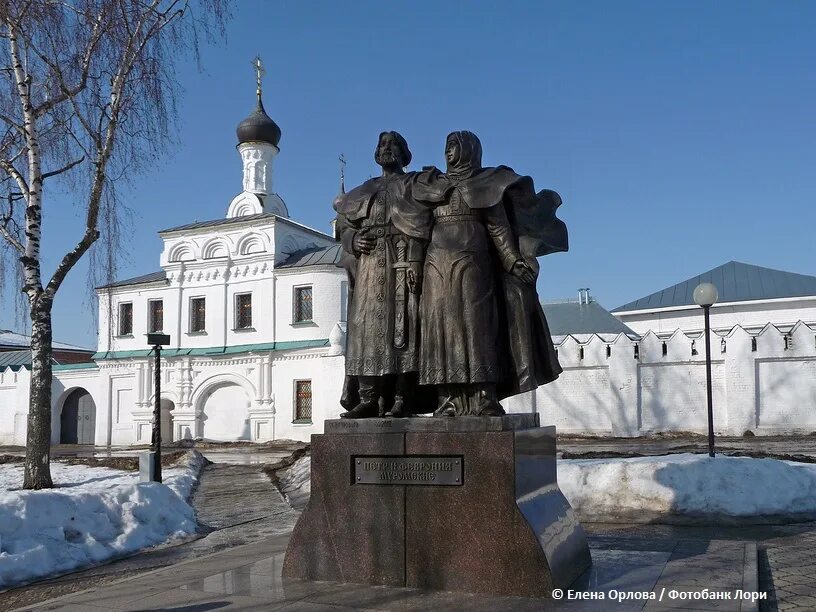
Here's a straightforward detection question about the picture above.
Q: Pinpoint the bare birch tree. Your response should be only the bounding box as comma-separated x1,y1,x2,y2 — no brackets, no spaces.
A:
0,0,229,489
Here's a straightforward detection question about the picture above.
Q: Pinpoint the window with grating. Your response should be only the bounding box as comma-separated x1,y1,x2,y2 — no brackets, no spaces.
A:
118,303,133,336
190,297,206,333
294,286,313,323
294,380,312,422
235,293,252,329
148,299,163,333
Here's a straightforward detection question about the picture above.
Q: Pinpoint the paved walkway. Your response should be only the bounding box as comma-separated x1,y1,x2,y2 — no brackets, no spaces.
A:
758,527,816,611
13,531,760,611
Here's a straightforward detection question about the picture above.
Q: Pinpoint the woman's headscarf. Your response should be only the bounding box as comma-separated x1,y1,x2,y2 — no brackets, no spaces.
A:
445,131,482,180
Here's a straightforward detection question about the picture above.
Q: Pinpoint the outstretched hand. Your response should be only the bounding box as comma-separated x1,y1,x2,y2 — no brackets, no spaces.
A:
511,259,536,285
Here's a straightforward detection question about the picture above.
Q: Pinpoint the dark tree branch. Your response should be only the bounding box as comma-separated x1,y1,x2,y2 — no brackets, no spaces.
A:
41,155,83,180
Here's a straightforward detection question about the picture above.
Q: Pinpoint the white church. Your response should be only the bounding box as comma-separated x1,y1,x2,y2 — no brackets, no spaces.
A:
2,88,816,446
0,88,350,446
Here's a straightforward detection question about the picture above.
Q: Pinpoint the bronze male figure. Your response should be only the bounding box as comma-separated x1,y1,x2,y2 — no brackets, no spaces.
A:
333,132,432,418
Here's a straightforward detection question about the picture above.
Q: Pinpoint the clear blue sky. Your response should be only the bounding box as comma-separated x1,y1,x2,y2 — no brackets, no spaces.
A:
4,0,816,348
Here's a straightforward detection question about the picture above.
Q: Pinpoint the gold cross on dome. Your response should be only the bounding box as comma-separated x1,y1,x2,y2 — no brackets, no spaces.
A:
252,55,265,98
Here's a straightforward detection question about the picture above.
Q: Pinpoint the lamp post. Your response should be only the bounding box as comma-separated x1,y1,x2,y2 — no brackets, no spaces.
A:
147,333,171,482
693,283,718,458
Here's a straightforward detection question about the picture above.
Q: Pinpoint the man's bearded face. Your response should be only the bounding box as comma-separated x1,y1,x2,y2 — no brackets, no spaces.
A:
376,134,402,167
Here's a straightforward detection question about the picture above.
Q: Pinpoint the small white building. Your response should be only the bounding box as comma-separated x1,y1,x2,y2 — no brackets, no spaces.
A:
0,90,349,446
612,260,816,337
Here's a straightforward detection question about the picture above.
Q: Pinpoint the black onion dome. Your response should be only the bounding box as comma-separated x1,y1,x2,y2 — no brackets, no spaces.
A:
236,97,281,147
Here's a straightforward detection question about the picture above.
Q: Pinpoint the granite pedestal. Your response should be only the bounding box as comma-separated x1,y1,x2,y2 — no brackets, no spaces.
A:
282,414,591,598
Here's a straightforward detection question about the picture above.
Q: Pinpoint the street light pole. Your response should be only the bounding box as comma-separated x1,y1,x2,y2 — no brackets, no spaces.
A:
703,304,715,458
147,333,171,482
693,283,719,458
152,343,163,482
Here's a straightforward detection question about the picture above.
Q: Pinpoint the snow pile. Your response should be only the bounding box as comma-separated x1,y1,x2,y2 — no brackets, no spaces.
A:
0,451,205,588
559,453,816,523
276,455,311,511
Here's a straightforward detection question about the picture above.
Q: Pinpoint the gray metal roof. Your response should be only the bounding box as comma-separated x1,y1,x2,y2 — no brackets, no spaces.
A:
613,261,816,313
158,213,333,241
542,300,639,338
0,330,91,352
278,244,343,268
0,350,33,368
97,270,168,290
159,213,275,233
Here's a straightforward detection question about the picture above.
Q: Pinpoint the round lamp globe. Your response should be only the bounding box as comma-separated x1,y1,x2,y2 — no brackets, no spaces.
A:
693,282,719,307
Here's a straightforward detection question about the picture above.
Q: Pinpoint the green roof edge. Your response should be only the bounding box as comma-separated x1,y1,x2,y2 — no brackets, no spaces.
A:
92,338,330,361
53,362,99,372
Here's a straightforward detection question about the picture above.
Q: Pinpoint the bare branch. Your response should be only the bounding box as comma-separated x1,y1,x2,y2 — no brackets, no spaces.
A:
0,222,25,254
45,227,99,297
41,155,83,180
0,157,30,194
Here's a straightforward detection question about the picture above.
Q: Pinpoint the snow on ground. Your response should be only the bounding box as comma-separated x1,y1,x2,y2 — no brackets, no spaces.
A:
559,453,816,522
280,453,816,524
276,456,311,511
0,451,205,589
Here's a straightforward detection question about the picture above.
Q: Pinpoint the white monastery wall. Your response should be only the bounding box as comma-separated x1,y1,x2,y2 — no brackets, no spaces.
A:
505,321,816,436
0,367,30,445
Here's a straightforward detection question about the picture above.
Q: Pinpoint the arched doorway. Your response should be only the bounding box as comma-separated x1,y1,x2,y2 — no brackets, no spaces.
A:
60,389,96,444
201,383,251,440
160,399,175,443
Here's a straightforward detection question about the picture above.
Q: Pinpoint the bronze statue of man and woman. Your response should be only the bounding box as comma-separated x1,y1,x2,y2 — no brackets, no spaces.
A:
334,130,568,418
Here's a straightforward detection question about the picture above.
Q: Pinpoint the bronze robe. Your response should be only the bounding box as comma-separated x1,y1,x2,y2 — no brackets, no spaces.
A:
412,166,566,399
334,173,432,377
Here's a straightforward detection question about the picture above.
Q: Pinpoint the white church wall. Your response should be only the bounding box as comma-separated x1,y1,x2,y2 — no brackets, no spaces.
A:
99,220,338,355
274,268,346,343
271,352,345,442
617,297,816,336
225,266,275,347
108,373,137,445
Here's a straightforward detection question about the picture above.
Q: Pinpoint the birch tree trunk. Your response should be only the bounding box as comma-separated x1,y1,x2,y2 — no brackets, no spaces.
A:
24,297,54,489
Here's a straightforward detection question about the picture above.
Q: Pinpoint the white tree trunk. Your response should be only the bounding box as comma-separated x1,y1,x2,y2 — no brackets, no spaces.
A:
24,299,54,489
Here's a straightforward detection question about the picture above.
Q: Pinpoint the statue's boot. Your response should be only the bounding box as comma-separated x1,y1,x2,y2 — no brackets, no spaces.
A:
385,374,414,418
340,400,379,419
385,396,409,418
340,377,380,419
477,384,505,417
